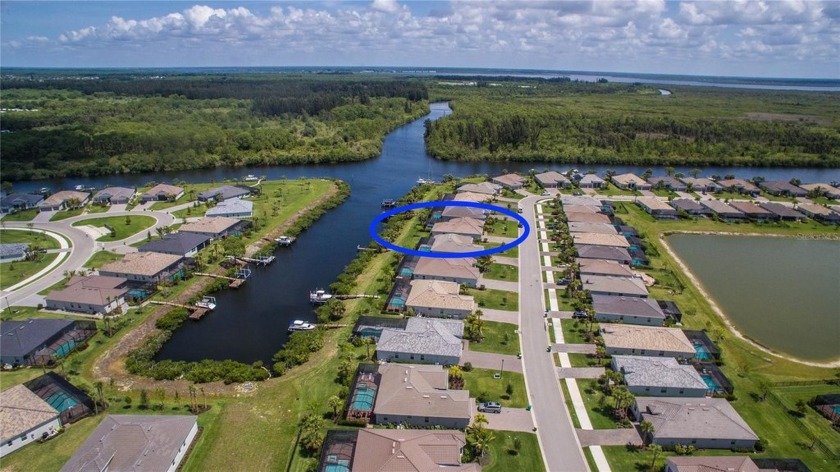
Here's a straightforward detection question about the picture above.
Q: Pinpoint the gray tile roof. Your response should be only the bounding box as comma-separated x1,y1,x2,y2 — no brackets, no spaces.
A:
60,415,198,472
728,201,773,217
561,195,603,207
568,222,618,235
93,186,135,202
377,319,463,359
576,245,632,262
700,200,744,217
535,171,570,186
579,174,605,185
139,232,211,255
578,259,635,278
593,295,665,320
206,198,254,217
759,180,807,196
758,202,805,219
612,355,707,390
670,199,706,213
635,397,758,443
198,185,253,201
0,193,43,209
1,319,76,358
0,243,29,258
582,275,648,297
665,456,761,472
566,212,612,224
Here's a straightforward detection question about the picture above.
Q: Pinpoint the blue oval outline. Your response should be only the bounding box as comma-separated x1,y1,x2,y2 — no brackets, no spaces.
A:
369,200,530,258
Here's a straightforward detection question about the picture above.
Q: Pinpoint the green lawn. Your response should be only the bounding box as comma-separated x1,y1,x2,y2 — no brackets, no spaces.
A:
773,384,840,454
85,204,110,214
482,242,519,258
465,287,519,311
594,183,640,197
49,208,85,221
469,321,520,356
173,203,209,219
484,431,545,472
0,253,58,290
462,368,528,408
483,263,518,282
484,219,520,238
1,209,38,222
149,196,187,210
0,229,61,249
560,319,599,344
577,379,624,429
84,250,123,269
72,215,156,241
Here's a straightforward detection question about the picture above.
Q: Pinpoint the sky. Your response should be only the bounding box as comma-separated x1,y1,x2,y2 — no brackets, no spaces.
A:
1,1,838,78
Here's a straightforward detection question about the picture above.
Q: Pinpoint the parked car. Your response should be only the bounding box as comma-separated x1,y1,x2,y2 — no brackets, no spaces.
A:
541,191,550,196
572,310,587,319
477,401,502,413
557,278,570,285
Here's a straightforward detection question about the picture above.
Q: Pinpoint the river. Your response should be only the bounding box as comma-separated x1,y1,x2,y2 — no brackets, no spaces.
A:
8,103,840,363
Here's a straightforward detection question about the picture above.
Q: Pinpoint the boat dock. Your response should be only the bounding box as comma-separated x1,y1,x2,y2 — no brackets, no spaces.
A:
195,271,250,288
334,294,380,300
149,300,210,320
237,255,276,266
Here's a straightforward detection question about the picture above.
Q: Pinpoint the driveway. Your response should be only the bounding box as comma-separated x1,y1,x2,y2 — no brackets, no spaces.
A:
479,278,517,292
33,211,54,223
461,348,523,373
551,343,596,354
480,406,535,432
557,367,605,379
547,310,574,319
576,428,642,447
108,204,128,213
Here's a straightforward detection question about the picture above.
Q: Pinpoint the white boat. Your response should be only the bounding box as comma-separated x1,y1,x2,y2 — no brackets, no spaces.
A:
416,178,436,185
288,320,317,332
309,289,332,304
275,235,295,246
244,174,259,182
195,296,217,310
74,184,86,191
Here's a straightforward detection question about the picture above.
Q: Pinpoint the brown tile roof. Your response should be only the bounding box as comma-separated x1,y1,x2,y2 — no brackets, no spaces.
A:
430,234,484,253
441,206,488,220
0,385,59,443
99,252,183,277
456,182,501,195
453,192,493,203
797,203,835,217
565,212,612,224
413,257,480,281
41,190,90,206
492,173,526,187
636,397,758,443
582,275,648,297
568,222,618,235
406,280,475,312
728,201,773,216
577,259,635,277
665,456,761,472
431,217,484,238
46,276,127,306
374,364,471,422
612,173,648,187
717,179,759,192
143,183,184,198
573,233,630,248
535,171,570,186
637,197,676,212
352,429,478,472
179,217,240,235
601,325,694,355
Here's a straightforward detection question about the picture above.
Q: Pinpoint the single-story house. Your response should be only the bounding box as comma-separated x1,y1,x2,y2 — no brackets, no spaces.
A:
636,197,679,218
612,173,651,191
759,180,807,197
568,222,618,235
430,233,484,253
565,211,612,224
593,294,665,325
579,174,607,189
0,193,43,213
430,217,484,240
491,173,526,190
205,198,254,219
664,456,765,472
453,191,493,203
0,243,29,263
456,182,501,195
321,429,478,472
632,397,759,449
647,176,687,192
612,356,708,397
92,186,135,205
98,252,185,284
798,183,840,199
0,319,95,366
680,177,722,193
797,203,840,223
373,363,471,429
45,275,128,317
717,179,760,196
577,259,635,278
758,202,806,221
139,232,211,258
141,184,185,202
60,415,199,472
38,190,90,212
573,233,630,248
179,217,247,239
601,325,696,359
0,385,61,458
440,206,488,221
197,185,255,202
700,200,746,220
376,318,464,365
576,245,632,265
405,280,475,318
582,275,648,298
728,201,776,221
535,171,571,188
670,199,711,216
412,257,480,287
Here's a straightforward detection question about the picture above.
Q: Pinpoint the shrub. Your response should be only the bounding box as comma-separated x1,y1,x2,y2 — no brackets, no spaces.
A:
462,362,473,372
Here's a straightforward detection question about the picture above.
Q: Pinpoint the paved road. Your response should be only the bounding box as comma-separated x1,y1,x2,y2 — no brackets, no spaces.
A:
519,194,589,471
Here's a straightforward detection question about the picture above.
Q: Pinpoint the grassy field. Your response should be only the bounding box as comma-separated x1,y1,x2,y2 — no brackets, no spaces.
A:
85,204,110,214
577,379,624,430
483,262,518,282
0,229,62,249
482,242,519,258
173,203,209,219
469,321,520,356
1,209,38,221
484,431,545,472
560,319,599,345
0,253,58,290
484,218,520,238
83,250,123,269
462,368,528,408
72,215,156,241
466,287,519,311
49,208,85,221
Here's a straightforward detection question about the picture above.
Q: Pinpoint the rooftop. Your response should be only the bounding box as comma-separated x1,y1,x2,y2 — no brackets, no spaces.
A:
139,232,211,255
679,177,721,189
670,199,706,212
352,429,478,472
568,222,618,235
577,259,635,277
665,455,761,472
717,179,759,192
612,173,647,186
430,234,484,253
198,185,253,201
0,384,60,443
374,364,471,421
566,212,612,224
612,355,707,390
799,183,840,196
637,197,676,212
0,318,76,358
535,171,570,186
561,195,603,207
377,319,463,358
582,275,648,297
573,233,630,248
491,173,526,187
441,206,488,220
453,192,493,203
406,280,475,312
593,294,665,319
0,243,29,258
579,174,605,184
46,275,128,306
760,180,806,195
636,397,758,442
99,251,183,277
576,245,632,262
413,257,480,281
758,202,805,218
797,203,836,217
206,198,254,217
179,216,241,235
1,193,43,207
456,182,500,195
728,201,773,216
41,190,89,206
93,186,135,201
601,325,695,355
700,200,744,216
431,217,484,237
143,183,184,197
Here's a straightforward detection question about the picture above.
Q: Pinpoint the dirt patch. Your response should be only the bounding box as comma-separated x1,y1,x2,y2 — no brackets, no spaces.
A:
91,182,339,395
744,112,832,126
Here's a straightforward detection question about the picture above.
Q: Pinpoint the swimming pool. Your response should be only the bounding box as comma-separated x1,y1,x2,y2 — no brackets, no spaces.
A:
46,392,79,412
700,374,721,393
833,405,840,415
400,267,413,277
351,386,376,411
694,342,712,360
325,459,350,472
390,296,406,307
53,339,78,358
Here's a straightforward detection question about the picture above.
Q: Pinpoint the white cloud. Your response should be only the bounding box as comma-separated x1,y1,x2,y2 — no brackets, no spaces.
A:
371,0,400,14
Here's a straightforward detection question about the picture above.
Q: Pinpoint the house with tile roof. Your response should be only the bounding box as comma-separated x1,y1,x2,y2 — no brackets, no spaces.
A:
573,233,630,248
799,183,840,199
491,173,526,190
700,200,746,220
647,176,687,192
377,318,464,365
593,295,665,325
717,179,760,196
680,177,722,193
141,183,184,202
456,182,501,195
45,275,128,317
60,415,198,472
759,180,807,197
612,173,651,191
0,193,43,213
413,257,480,287
797,203,840,223
632,397,759,449
582,275,648,298
452,191,493,203
579,174,607,189
601,325,695,359
665,456,766,472
405,280,475,318
139,232,211,257
0,319,95,366
758,202,806,221
98,252,185,284
92,186,135,205
576,245,633,265
728,201,776,221
0,243,29,263
179,216,247,239
197,185,255,202
612,356,708,397
670,199,711,216
535,171,571,188
565,211,612,224
568,222,618,235
441,206,488,221
205,198,254,218
429,234,484,254
0,385,61,457
577,259,635,278
38,190,90,211
373,364,471,428
430,217,484,240
636,197,679,218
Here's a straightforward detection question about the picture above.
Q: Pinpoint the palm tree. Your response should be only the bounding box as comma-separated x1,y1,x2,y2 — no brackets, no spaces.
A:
93,381,104,414
647,444,663,471
640,420,654,445
612,386,634,420
595,345,606,366
200,387,207,410
327,395,343,422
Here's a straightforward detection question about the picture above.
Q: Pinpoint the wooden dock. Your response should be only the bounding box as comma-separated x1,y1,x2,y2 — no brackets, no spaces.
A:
149,301,209,320
237,255,276,266
195,271,248,288
334,294,380,300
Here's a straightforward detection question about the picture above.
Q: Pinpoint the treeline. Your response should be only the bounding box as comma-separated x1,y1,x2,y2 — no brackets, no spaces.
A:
424,92,840,167
1,76,429,181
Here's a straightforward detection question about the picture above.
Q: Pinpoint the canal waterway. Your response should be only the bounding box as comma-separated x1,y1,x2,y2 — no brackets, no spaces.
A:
667,234,840,362
9,103,840,363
